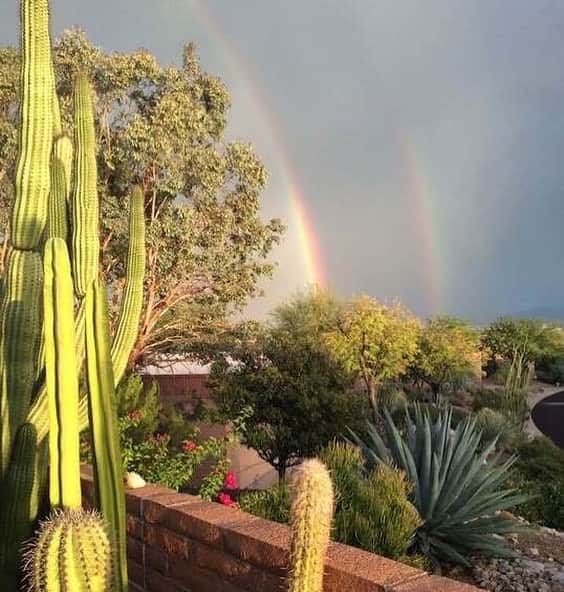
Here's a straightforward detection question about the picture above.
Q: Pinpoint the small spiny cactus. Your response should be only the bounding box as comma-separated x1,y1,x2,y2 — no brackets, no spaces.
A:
24,509,113,592
288,459,334,592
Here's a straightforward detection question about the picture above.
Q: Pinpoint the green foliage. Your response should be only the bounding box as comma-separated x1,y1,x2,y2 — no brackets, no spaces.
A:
320,442,420,561
349,407,527,565
288,459,333,592
472,387,505,412
474,408,520,451
501,352,532,427
211,290,364,479
512,437,564,529
378,384,408,414
24,509,113,591
410,316,478,403
481,317,562,373
238,485,292,524
325,296,420,418
0,29,284,365
115,374,160,441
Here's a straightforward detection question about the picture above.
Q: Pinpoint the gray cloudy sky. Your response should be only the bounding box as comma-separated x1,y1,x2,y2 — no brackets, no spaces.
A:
2,1,564,322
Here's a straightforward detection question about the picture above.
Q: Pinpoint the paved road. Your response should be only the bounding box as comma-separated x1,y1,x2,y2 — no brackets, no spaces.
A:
531,389,564,449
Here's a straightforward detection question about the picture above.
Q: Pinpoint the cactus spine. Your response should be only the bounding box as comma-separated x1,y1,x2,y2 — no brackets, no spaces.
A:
288,459,334,592
25,509,113,592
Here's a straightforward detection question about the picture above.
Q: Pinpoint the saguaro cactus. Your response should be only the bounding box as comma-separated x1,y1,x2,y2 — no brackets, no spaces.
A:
288,459,334,592
0,0,146,587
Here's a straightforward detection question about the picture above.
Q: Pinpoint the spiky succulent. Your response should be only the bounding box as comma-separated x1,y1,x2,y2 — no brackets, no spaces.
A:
349,406,528,565
23,509,113,592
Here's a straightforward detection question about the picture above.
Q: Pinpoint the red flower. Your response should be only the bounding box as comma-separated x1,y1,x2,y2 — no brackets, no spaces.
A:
218,492,236,508
182,440,198,453
223,470,237,491
127,410,142,422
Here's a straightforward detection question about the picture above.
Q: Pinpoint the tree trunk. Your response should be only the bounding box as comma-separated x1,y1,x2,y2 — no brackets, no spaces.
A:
368,380,378,423
277,462,286,483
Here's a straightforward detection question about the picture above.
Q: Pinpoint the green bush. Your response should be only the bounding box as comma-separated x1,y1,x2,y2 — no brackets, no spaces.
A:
117,413,228,496
240,443,421,563
349,407,527,565
472,387,505,412
379,385,408,414
512,437,564,529
238,485,292,524
474,408,520,451
320,442,421,561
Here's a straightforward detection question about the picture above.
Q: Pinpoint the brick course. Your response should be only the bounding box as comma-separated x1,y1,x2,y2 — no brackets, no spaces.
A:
81,466,482,592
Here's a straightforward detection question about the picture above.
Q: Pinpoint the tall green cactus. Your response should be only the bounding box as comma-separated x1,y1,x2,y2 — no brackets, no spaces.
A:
288,459,334,592
44,238,81,510
71,75,99,298
86,280,128,591
0,423,38,586
0,0,147,586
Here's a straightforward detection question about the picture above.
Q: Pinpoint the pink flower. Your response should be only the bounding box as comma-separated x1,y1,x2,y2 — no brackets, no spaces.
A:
127,410,142,422
182,440,198,453
218,492,236,508
223,470,237,491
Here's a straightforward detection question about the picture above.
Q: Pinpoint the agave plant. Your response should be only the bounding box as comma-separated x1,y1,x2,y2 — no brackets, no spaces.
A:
349,406,528,565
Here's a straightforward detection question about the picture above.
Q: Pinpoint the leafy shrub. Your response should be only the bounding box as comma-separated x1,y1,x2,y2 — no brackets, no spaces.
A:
512,437,564,529
472,388,505,412
379,385,408,413
116,373,160,441
118,413,228,496
349,406,527,565
320,442,421,561
240,443,421,563
474,408,520,451
238,485,292,524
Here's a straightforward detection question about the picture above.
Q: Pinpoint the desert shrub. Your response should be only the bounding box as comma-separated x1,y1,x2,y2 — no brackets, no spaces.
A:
490,360,512,385
320,442,420,561
474,408,520,451
116,373,160,440
117,413,228,496
379,384,408,414
472,388,505,412
512,437,564,529
239,442,421,562
350,407,527,565
238,485,292,524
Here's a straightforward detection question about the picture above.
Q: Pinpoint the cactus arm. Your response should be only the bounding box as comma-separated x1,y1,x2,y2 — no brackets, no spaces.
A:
27,299,86,441
111,186,146,383
44,238,81,510
85,280,128,591
47,136,72,242
288,459,334,592
71,75,99,297
11,0,54,249
0,251,43,474
0,423,38,582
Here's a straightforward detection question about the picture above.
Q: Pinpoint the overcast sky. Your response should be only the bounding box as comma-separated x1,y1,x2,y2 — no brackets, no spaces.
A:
2,1,564,322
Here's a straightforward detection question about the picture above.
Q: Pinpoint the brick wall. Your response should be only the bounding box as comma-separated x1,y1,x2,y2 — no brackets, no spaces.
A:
81,466,481,592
